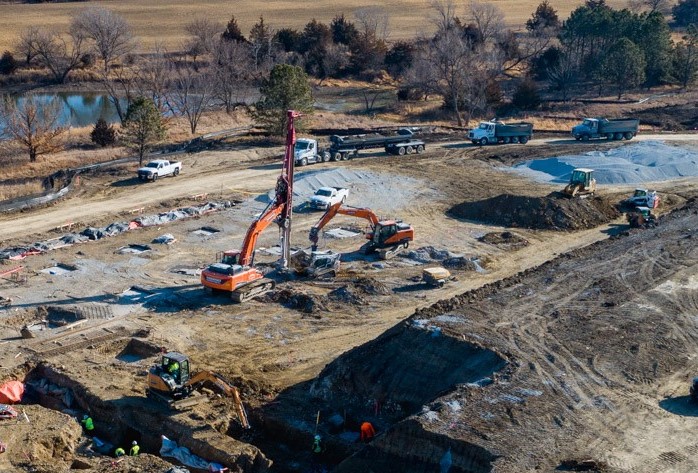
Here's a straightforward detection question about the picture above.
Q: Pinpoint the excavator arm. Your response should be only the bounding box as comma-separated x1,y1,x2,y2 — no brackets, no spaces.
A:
238,201,285,266
309,203,380,250
187,370,250,429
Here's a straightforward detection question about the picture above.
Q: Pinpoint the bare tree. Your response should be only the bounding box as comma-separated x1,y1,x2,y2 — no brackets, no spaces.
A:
627,0,672,13
32,29,85,83
429,0,457,32
17,27,41,65
185,18,223,57
101,64,139,122
354,7,390,43
0,97,66,162
71,6,134,72
136,44,171,112
468,1,505,43
547,51,579,101
212,40,254,113
167,62,215,134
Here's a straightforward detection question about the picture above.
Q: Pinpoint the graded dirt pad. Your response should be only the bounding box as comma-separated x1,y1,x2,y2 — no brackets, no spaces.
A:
322,198,698,472
448,192,621,230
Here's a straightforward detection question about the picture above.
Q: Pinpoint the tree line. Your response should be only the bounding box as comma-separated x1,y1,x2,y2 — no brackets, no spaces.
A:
2,0,698,162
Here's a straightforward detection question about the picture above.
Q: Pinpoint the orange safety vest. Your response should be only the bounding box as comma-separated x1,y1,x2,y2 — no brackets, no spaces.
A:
360,422,376,441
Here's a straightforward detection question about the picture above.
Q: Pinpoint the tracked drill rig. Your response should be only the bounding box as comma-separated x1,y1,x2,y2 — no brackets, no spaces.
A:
201,110,300,302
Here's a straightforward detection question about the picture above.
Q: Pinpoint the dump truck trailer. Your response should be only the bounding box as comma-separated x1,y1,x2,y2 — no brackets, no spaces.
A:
328,128,425,160
571,118,639,141
468,120,533,145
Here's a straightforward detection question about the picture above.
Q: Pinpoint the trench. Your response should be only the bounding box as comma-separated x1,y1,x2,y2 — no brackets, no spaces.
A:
247,320,507,472
19,338,270,473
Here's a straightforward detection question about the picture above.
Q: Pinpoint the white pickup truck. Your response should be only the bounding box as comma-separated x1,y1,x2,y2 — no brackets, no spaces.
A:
309,187,349,210
137,159,182,181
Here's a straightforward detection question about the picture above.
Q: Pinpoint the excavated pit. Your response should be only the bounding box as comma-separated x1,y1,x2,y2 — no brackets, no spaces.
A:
19,340,271,473
253,319,507,472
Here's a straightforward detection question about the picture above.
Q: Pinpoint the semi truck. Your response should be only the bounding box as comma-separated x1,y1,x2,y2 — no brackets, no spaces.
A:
571,117,639,141
468,120,533,145
328,128,425,160
294,138,331,166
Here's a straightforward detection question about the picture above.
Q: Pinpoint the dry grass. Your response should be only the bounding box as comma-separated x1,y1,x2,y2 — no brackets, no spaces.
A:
0,181,44,201
0,0,630,54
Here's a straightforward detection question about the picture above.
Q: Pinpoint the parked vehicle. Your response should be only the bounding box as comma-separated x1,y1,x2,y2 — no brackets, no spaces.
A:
571,117,639,141
309,187,349,210
328,128,425,160
137,160,182,181
626,189,659,209
294,138,331,166
468,120,533,145
563,168,597,197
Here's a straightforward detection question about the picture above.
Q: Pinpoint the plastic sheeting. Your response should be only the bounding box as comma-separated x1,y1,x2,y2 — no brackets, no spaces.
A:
0,201,231,260
159,436,225,472
0,381,24,404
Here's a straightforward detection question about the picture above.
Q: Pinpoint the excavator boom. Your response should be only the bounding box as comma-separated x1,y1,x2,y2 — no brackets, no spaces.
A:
188,370,250,429
309,203,380,248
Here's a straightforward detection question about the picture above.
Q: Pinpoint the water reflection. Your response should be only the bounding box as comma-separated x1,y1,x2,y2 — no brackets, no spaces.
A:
2,92,127,129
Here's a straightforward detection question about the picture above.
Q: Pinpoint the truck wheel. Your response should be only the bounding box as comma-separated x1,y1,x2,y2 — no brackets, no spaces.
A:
406,146,414,154
606,133,614,140
581,134,590,142
152,174,158,181
479,138,488,146
519,136,529,144
332,153,341,161
341,153,348,161
173,168,180,176
416,145,424,154
624,132,634,140
398,146,406,156
502,137,510,144
614,132,623,140
301,157,308,166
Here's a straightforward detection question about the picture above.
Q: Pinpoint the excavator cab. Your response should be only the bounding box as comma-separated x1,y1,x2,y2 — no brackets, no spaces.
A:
161,352,190,385
220,250,242,266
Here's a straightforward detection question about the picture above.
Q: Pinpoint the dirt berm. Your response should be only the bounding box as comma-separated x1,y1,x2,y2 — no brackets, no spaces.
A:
448,192,620,230
302,198,698,472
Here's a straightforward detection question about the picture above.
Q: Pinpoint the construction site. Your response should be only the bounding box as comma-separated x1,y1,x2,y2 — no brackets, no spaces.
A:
0,117,697,473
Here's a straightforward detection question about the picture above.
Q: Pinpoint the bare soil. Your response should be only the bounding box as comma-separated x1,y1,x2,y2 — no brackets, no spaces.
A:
0,135,697,473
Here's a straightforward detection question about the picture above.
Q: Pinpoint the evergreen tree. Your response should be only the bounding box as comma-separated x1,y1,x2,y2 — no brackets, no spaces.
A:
253,64,314,135
121,97,166,165
90,117,116,147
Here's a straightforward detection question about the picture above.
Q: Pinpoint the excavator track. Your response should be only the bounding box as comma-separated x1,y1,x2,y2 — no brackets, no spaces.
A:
377,243,409,260
231,278,276,303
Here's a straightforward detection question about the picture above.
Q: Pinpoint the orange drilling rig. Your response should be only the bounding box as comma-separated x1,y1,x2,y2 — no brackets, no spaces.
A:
200,110,299,302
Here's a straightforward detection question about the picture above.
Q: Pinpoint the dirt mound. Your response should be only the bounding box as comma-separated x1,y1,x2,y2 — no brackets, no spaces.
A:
263,289,327,314
448,193,620,230
327,286,366,305
479,231,529,249
352,277,390,295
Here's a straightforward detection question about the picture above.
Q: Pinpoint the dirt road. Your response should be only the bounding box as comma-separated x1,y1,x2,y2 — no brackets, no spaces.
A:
1,134,697,243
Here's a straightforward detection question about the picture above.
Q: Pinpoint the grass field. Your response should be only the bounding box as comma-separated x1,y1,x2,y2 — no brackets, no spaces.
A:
0,0,630,55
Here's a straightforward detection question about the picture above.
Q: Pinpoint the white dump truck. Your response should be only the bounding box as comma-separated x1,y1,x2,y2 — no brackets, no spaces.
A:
468,120,533,145
308,187,349,210
137,159,182,181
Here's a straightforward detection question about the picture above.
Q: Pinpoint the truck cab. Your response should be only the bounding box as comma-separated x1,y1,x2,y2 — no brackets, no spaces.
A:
295,138,329,166
572,119,599,140
468,121,497,144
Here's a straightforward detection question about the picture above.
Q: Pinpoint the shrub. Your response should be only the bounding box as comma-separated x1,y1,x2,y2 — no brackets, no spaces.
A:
80,53,96,68
512,80,541,110
0,51,18,75
91,118,117,147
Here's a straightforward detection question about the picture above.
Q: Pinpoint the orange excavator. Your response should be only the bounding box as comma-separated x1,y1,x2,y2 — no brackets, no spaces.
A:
201,111,299,302
309,203,414,259
146,351,250,429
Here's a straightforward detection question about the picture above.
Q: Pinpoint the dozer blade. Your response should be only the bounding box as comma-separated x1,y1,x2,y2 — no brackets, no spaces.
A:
232,278,276,303
377,243,407,260
170,392,207,410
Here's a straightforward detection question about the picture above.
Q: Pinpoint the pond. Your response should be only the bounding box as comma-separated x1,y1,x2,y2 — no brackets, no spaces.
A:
1,92,127,130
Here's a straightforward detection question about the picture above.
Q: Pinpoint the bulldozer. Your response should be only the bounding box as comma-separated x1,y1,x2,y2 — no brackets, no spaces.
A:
563,168,597,197
146,352,250,429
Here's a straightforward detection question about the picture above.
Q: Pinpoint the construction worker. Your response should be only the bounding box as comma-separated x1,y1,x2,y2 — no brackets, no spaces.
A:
81,414,94,433
114,447,126,457
129,440,140,456
360,421,376,443
167,360,180,380
311,434,324,473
